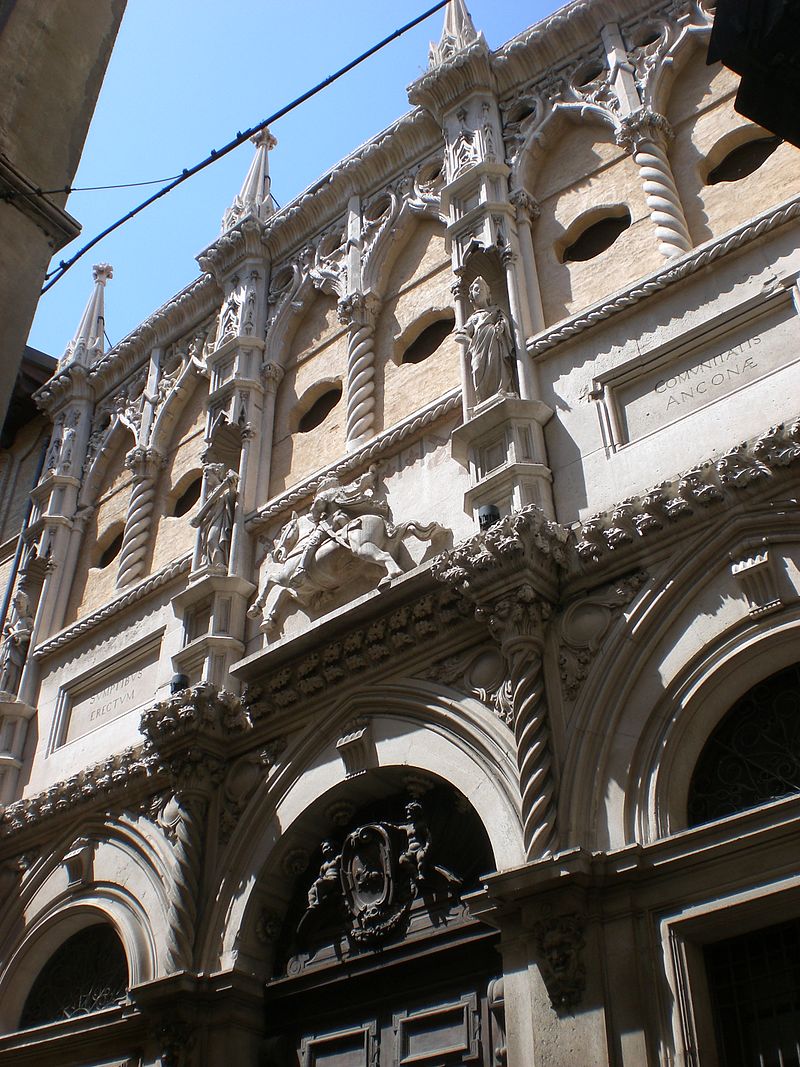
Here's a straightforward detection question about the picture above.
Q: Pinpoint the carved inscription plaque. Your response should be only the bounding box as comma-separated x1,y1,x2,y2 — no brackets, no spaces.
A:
612,298,798,444
64,643,160,743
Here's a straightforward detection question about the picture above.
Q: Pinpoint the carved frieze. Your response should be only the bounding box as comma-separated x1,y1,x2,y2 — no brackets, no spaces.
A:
574,421,800,567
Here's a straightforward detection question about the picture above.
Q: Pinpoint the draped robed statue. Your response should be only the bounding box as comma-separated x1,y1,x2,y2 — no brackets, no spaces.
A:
456,275,517,405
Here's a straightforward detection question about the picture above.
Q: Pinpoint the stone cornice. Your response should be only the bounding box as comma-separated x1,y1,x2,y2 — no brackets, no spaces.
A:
491,0,685,99
0,743,164,839
571,419,800,571
0,151,80,250
259,108,442,265
32,554,192,660
88,274,220,401
528,194,800,359
247,387,462,530
197,215,271,282
408,37,496,117
34,362,92,415
432,507,570,605
239,584,470,721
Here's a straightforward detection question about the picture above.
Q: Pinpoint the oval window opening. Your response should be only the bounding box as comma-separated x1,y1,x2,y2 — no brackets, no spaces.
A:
562,211,632,263
98,529,124,569
706,136,781,185
172,474,203,517
402,317,454,365
298,385,342,433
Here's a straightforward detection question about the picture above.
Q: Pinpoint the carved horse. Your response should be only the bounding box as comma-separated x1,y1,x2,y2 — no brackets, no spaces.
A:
249,510,441,635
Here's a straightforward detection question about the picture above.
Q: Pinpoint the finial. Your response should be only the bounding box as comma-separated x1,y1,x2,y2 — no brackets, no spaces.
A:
60,263,112,369
428,0,479,69
222,127,277,231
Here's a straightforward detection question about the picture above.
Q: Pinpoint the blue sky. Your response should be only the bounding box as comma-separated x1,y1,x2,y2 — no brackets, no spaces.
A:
29,1,558,359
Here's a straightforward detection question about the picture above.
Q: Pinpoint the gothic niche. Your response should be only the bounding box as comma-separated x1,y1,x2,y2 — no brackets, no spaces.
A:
274,786,494,978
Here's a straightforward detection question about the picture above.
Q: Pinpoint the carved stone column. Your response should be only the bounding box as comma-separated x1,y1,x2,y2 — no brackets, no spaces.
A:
616,110,692,261
117,447,165,589
339,292,379,451
509,190,545,337
255,361,284,506
140,682,249,975
479,585,557,859
433,508,568,861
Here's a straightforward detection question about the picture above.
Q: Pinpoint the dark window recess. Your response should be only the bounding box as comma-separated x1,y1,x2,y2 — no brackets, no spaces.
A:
173,475,202,516
402,318,454,365
20,925,128,1029
298,385,342,433
707,136,781,185
562,212,631,263
705,919,800,1067
688,662,800,826
98,529,124,569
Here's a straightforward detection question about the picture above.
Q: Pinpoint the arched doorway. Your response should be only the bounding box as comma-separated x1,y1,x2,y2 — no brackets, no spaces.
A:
261,776,506,1066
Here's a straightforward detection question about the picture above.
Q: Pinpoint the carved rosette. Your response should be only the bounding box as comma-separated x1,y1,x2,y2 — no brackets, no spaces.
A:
116,447,166,589
338,292,380,449
616,110,691,260
477,586,557,860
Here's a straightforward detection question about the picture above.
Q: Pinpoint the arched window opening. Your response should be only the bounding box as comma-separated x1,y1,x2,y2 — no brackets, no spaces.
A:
401,316,454,365
97,526,124,569
706,135,781,185
561,210,632,263
687,663,800,827
19,925,128,1029
298,384,342,433
171,472,203,517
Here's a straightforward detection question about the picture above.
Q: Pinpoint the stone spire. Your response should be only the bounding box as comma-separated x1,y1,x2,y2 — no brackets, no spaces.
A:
222,127,277,231
428,0,479,68
60,262,112,369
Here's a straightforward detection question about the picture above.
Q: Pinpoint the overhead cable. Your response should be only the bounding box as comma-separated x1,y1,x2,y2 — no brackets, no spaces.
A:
41,0,450,294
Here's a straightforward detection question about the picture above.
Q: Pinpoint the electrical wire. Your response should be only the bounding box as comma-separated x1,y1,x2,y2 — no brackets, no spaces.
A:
41,0,449,295
39,175,183,195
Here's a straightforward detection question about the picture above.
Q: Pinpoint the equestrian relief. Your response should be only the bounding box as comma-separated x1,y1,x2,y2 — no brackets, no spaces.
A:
248,465,446,638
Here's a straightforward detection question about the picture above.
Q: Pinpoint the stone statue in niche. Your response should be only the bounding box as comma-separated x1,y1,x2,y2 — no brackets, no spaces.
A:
248,465,443,636
0,590,34,697
191,464,238,571
455,276,516,405
296,800,461,947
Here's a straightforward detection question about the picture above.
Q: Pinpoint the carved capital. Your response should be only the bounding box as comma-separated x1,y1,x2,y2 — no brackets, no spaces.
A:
125,446,165,479
337,290,379,328
476,584,550,659
262,361,285,391
615,109,673,152
509,189,541,223
140,682,250,794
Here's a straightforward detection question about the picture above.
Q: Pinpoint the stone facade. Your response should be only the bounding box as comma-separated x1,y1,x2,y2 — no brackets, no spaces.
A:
1,0,800,1064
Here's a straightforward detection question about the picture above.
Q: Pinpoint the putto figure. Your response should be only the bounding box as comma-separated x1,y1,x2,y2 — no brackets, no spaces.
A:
456,276,516,404
191,464,238,571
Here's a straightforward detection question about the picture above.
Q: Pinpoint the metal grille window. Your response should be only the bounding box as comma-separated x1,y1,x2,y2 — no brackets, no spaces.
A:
19,924,128,1029
687,664,800,826
704,919,800,1067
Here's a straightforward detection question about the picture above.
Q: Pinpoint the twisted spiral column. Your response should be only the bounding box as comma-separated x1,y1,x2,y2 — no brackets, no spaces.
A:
116,448,164,588
339,292,379,451
505,637,558,859
165,793,206,972
617,111,692,261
